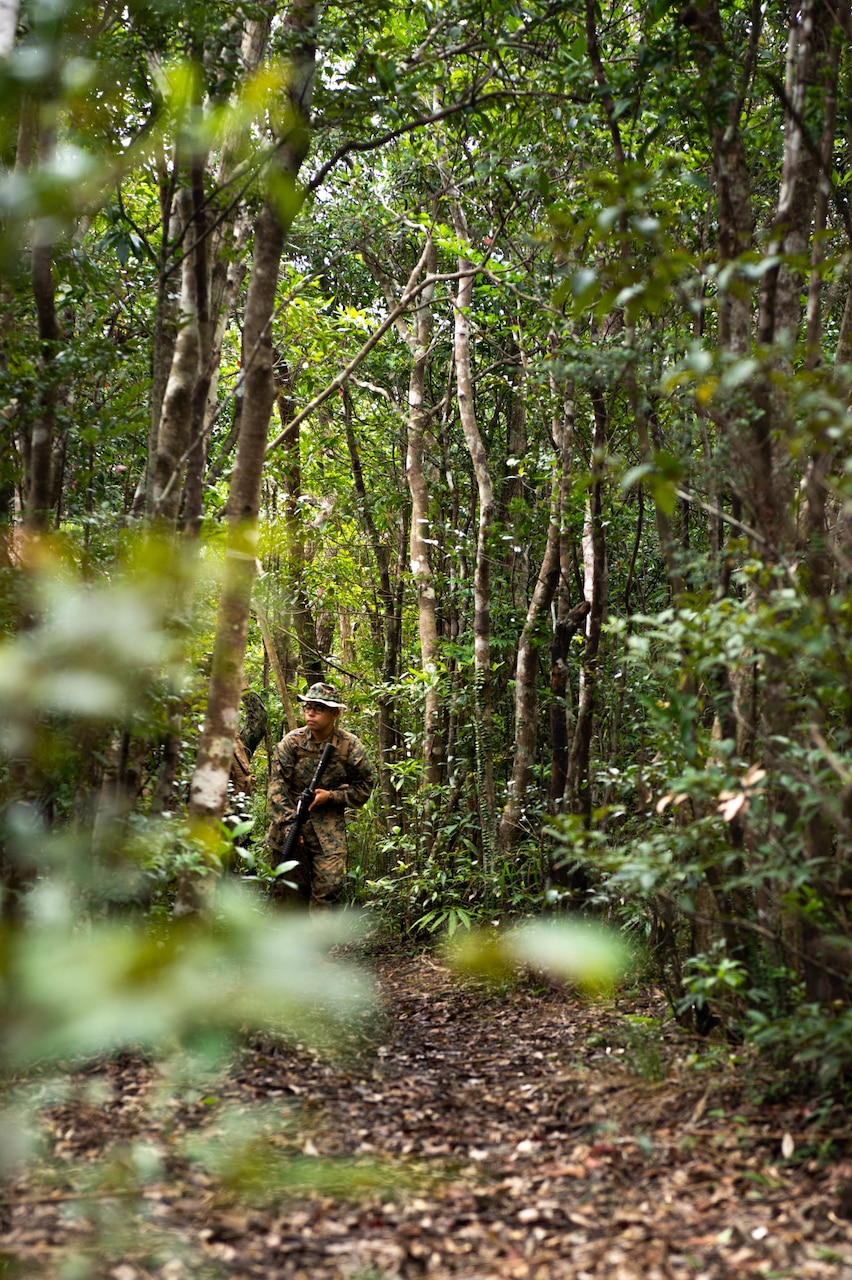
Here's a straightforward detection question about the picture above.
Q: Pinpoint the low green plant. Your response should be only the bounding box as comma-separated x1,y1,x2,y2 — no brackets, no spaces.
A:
677,941,749,1018
747,1001,852,1085
413,901,476,936
356,853,484,937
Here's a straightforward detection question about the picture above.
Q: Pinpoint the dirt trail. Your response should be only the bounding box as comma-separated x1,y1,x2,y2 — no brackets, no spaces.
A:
3,952,852,1278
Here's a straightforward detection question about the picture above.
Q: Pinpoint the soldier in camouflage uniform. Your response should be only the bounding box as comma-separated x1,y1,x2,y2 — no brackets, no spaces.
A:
265,682,375,908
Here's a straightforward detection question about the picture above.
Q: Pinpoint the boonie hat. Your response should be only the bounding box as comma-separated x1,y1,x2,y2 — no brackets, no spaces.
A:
298,681,346,709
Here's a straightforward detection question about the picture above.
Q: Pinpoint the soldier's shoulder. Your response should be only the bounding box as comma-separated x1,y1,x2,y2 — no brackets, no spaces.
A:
337,729,374,770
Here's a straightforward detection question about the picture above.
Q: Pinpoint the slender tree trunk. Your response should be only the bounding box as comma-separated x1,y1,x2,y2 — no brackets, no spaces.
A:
444,182,498,868
503,354,582,849
500,486,561,851
181,14,270,534
188,205,286,829
405,244,443,797
549,374,577,812
187,0,318,856
255,599,298,731
499,346,528,609
363,235,443,798
275,365,323,683
343,386,403,827
176,148,213,532
0,0,20,56
150,187,201,521
566,390,608,824
27,125,60,533
186,203,286,837
134,154,178,516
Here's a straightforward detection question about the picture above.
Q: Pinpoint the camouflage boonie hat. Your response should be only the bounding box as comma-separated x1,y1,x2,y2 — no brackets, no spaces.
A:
298,681,346,709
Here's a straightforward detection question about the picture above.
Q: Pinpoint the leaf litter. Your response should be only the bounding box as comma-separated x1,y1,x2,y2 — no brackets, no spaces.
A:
2,952,852,1279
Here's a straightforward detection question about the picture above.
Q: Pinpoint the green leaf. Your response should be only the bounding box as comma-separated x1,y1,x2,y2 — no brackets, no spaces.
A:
507,920,631,996
570,267,598,301
621,462,653,493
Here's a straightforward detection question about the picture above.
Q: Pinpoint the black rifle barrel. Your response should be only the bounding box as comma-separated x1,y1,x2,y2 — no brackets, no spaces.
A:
278,740,336,863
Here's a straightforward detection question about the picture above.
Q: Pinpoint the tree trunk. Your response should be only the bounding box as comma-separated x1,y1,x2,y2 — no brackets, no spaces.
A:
181,14,270,534
186,203,287,832
186,0,318,864
134,153,178,517
445,179,497,868
363,235,443,799
405,243,443,797
499,492,560,851
150,187,201,521
274,365,324,683
566,389,608,824
0,0,20,57
255,599,298,732
343,386,404,827
548,373,578,813
27,124,60,533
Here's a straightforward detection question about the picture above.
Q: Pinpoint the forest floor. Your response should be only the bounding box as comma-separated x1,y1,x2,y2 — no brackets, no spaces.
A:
3,949,852,1279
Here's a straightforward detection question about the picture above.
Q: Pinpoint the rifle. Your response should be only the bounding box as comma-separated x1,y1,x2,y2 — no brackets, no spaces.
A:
277,740,336,865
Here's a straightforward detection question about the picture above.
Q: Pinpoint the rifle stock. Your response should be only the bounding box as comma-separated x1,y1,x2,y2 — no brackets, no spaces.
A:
277,740,336,864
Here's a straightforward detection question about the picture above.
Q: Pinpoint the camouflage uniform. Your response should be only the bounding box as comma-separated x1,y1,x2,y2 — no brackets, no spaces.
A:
266,724,375,906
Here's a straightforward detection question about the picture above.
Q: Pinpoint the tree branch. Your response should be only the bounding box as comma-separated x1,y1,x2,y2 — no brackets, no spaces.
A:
266,257,488,453
305,88,512,194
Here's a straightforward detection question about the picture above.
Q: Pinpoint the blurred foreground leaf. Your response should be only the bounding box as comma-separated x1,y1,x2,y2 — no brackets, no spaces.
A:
446,919,631,996
4,887,375,1069
182,1102,419,1206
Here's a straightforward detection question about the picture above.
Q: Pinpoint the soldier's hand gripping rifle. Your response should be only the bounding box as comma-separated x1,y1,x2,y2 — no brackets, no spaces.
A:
277,741,336,865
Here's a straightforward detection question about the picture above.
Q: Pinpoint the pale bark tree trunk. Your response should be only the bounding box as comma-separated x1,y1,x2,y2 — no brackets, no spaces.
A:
143,15,270,523
405,246,443,796
364,234,444,802
186,0,318,856
444,177,498,868
150,186,200,521
343,386,405,828
186,204,293,837
502,357,586,850
566,389,607,825
499,478,559,852
0,0,19,56
25,122,60,533
133,153,178,516
358,234,440,814
498,347,528,609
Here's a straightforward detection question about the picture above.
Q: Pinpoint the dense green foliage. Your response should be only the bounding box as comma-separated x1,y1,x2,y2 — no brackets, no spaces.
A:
1,0,852,1097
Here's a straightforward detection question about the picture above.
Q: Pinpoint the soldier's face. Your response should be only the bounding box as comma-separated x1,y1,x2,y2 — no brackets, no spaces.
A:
304,702,338,740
